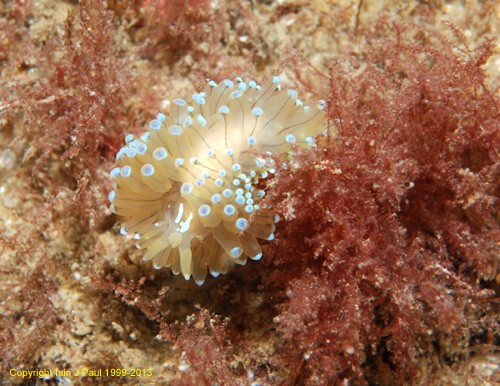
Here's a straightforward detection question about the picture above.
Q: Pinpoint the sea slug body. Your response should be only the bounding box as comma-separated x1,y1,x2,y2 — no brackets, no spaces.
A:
109,76,326,285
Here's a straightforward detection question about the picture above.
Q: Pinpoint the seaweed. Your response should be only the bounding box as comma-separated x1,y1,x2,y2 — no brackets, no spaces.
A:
263,20,500,385
2,0,147,227
0,233,61,374
1,0,499,384
173,307,242,386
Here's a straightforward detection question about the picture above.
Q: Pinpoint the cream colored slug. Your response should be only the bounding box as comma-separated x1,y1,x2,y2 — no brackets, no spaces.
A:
109,76,326,285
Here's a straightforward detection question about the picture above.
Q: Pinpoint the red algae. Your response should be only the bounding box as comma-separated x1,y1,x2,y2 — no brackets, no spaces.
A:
0,0,499,385
2,0,159,227
263,19,500,385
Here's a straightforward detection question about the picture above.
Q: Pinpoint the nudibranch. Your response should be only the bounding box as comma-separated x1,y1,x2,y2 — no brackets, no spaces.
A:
109,76,326,285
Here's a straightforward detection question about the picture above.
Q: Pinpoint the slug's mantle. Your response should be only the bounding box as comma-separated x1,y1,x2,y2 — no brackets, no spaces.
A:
109,76,326,285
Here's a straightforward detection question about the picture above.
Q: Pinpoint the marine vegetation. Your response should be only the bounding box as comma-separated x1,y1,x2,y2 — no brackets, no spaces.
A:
0,0,498,385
